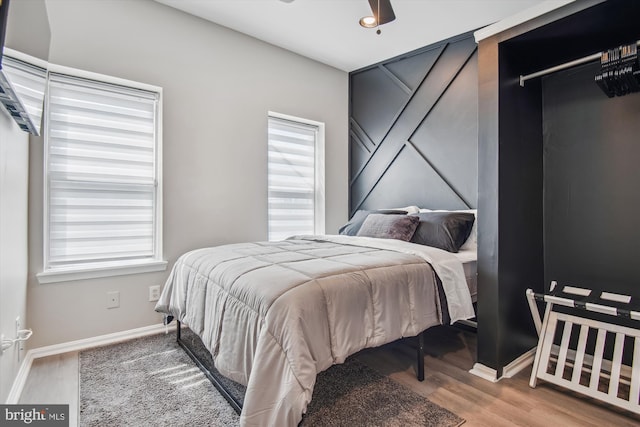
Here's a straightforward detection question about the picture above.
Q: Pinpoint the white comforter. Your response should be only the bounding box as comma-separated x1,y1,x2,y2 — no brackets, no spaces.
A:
155,235,474,426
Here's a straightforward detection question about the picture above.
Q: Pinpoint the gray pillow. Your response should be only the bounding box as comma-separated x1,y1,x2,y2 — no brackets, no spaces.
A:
338,210,407,236
409,212,475,252
356,214,420,241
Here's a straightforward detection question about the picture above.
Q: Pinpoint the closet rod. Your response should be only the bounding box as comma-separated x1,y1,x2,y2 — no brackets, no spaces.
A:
519,40,640,87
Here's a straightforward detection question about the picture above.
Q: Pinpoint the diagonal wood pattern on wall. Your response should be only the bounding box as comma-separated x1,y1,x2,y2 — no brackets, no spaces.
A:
349,34,478,216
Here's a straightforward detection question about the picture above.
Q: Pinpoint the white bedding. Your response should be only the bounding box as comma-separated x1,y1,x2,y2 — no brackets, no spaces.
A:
452,248,478,301
451,247,477,264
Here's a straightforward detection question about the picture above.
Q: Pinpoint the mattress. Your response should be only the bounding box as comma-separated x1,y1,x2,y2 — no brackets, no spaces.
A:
453,248,477,302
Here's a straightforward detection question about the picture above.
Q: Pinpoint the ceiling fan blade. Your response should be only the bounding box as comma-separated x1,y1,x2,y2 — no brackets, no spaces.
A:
367,0,396,25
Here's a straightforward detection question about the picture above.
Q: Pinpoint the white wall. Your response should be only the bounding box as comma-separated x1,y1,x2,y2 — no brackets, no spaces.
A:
26,0,349,348
0,0,47,402
0,108,29,402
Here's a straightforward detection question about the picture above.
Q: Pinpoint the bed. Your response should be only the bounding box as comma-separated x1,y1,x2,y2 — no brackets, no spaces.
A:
455,248,478,302
155,210,477,427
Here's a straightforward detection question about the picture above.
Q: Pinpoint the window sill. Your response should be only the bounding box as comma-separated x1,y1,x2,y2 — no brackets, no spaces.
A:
36,260,168,284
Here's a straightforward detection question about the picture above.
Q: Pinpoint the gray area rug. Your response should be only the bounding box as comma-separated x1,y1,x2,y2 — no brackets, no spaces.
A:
80,333,465,426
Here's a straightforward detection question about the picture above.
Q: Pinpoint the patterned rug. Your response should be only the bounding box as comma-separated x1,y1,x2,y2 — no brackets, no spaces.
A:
79,333,465,426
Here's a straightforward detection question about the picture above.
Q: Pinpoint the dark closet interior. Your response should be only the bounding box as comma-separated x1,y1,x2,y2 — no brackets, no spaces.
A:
543,62,640,294
477,0,640,375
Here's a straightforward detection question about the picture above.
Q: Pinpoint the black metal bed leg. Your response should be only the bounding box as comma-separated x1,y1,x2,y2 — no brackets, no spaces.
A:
417,331,425,381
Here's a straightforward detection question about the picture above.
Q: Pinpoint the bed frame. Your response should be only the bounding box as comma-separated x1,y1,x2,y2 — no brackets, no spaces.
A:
176,319,426,414
176,320,243,414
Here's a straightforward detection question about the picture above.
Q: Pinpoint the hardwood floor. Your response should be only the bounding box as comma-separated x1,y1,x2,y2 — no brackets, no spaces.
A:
19,351,79,427
17,327,640,426
359,326,640,427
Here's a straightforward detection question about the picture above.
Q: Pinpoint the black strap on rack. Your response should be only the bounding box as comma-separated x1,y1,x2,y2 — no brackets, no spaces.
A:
531,284,640,320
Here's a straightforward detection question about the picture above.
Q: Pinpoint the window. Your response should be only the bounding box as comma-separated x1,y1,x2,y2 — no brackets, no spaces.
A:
37,69,166,283
268,113,325,241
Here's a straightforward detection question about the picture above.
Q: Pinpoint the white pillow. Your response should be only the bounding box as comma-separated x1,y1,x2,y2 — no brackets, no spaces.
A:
391,205,420,214
417,208,477,251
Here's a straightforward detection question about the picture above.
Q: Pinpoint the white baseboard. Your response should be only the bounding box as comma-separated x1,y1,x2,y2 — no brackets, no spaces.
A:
27,323,170,359
502,347,536,379
456,319,478,329
469,363,499,382
469,347,536,383
5,323,169,404
5,352,35,404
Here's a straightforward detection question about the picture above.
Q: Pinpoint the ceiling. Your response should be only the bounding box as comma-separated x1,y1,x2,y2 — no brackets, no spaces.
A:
155,0,570,72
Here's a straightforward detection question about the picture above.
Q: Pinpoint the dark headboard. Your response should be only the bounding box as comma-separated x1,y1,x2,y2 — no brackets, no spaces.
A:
348,32,478,216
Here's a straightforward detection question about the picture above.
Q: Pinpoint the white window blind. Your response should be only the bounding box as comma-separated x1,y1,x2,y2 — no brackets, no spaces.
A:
43,73,161,274
268,115,324,241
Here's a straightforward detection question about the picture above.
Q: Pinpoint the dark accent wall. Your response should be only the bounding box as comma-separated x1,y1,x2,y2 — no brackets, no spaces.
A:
477,0,640,375
349,32,478,215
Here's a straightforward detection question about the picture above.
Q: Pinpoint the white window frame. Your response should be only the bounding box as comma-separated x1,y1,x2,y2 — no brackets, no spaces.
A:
267,111,325,241
37,64,166,284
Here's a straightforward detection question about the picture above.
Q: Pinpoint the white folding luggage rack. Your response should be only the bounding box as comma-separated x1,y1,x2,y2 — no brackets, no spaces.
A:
526,282,640,415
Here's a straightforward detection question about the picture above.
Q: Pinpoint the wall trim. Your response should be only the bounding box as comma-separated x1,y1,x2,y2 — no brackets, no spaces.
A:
502,347,536,379
469,363,499,382
5,353,34,404
5,323,169,404
473,0,600,42
469,347,536,383
457,319,477,329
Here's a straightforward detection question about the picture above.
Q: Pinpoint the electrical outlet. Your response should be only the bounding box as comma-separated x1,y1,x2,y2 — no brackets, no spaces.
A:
149,285,160,302
107,291,120,309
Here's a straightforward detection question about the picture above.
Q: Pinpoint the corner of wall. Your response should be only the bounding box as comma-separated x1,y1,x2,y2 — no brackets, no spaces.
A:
0,108,29,402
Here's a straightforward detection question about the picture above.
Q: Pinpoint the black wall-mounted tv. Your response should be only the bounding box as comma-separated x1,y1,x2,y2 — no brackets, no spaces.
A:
0,0,10,70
